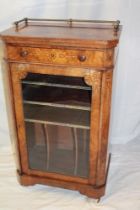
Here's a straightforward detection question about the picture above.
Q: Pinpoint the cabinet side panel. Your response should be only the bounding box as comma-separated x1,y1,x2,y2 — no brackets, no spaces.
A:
96,69,113,186
104,49,114,68
84,71,102,185
0,42,21,173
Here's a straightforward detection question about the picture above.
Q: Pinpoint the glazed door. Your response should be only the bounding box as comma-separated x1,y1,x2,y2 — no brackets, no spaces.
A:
23,73,91,178
11,64,102,184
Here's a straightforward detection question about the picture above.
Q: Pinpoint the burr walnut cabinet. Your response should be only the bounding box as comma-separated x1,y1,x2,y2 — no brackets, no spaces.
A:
0,18,121,199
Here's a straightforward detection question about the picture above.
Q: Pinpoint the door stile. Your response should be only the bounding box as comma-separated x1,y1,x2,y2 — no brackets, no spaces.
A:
84,70,102,185
10,64,29,174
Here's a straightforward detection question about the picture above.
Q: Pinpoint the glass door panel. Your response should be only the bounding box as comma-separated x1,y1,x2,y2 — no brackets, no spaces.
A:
21,73,92,178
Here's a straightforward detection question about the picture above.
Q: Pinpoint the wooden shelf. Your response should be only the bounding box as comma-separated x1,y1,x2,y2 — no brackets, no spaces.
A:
22,74,91,90
22,83,91,111
24,104,90,129
22,80,91,90
23,100,91,111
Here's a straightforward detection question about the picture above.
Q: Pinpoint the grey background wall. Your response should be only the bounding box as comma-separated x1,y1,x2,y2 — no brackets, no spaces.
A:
0,0,140,146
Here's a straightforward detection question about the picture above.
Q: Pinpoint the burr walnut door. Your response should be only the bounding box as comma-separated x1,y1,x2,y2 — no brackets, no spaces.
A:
11,64,102,185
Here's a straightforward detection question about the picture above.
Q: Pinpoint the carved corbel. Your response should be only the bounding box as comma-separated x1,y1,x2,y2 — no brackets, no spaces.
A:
17,70,28,80
11,64,28,81
16,64,29,80
84,70,102,92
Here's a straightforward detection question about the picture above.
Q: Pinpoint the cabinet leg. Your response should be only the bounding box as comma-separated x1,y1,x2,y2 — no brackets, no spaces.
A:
97,198,101,203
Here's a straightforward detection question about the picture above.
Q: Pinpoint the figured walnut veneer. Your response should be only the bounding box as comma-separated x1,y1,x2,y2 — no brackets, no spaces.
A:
7,46,114,68
0,19,121,199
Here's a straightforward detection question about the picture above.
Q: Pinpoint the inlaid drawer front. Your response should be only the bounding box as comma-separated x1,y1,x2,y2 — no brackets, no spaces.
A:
7,46,113,68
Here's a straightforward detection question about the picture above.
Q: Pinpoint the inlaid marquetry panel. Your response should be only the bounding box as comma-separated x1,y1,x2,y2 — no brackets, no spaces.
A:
7,46,114,68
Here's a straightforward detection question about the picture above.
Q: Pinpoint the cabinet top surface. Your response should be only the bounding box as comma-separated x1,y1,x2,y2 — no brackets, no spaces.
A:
0,19,122,48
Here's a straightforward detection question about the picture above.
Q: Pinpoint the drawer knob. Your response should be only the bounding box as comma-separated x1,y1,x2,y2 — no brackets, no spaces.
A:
20,50,28,57
78,55,86,62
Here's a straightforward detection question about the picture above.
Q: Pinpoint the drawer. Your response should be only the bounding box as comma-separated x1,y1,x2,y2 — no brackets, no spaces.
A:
7,46,114,68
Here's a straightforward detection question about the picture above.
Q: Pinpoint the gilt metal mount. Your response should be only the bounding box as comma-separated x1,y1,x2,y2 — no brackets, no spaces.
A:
14,18,120,32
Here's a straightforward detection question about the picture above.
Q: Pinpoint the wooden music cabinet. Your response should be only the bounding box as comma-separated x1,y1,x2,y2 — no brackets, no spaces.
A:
0,18,121,199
